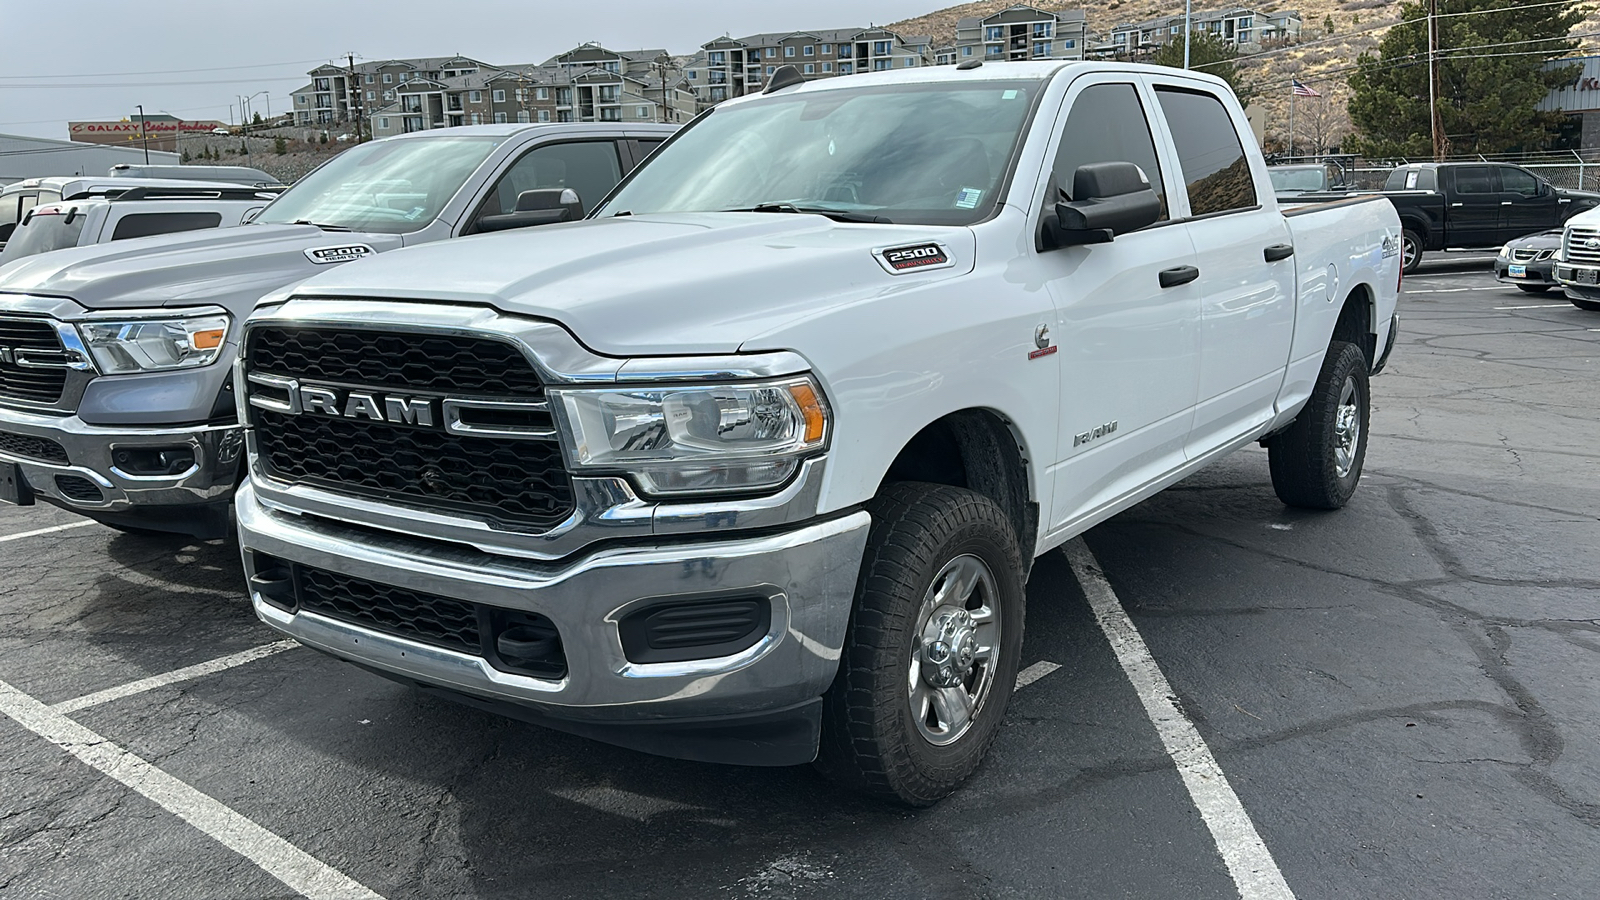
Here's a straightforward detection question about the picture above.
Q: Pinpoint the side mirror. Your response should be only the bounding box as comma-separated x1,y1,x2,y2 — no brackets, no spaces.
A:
1050,162,1162,247
475,188,583,233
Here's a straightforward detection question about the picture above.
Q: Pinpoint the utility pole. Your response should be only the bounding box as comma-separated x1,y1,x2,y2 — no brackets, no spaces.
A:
348,54,365,142
1184,0,1193,68
135,104,150,163
1428,0,1449,161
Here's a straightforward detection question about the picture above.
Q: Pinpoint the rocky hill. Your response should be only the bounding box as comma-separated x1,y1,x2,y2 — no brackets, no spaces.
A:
889,1,1600,151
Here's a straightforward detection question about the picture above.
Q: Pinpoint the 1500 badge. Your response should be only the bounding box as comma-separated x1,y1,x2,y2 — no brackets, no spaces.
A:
304,244,376,265
875,242,954,274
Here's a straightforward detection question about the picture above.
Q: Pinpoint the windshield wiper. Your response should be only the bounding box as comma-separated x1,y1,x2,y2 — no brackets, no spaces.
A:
736,203,892,224
291,219,353,232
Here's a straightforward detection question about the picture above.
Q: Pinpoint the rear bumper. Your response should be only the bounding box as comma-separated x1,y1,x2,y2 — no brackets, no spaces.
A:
0,403,242,533
235,480,872,765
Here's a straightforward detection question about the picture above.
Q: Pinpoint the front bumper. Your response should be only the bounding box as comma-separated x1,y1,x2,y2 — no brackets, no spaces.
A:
1496,257,1557,286
236,480,872,764
0,403,242,522
1555,263,1600,298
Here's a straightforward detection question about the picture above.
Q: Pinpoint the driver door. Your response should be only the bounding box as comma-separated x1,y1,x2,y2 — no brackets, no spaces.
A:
462,139,624,235
1037,76,1202,533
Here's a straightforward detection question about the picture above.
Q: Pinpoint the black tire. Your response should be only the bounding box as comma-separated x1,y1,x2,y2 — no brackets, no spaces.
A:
1267,341,1370,510
1401,229,1423,275
1572,297,1600,312
816,482,1025,807
1516,283,1551,294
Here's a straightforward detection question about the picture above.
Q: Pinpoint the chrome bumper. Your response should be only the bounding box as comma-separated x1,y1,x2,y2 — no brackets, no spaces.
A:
236,480,871,721
1554,263,1600,294
0,403,242,512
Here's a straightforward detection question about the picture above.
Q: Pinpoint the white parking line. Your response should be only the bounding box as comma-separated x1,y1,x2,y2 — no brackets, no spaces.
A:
52,641,300,715
1493,304,1571,310
1404,288,1476,294
1015,661,1061,690
0,679,386,900
1064,538,1295,900
0,520,95,544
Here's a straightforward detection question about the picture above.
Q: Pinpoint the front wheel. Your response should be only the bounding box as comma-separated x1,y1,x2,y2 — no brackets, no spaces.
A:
816,483,1025,806
1267,341,1371,510
1516,284,1551,294
1401,229,1423,275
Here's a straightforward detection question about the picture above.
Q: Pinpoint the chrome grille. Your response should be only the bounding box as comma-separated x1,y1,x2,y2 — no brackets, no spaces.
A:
1511,248,1556,262
1564,226,1600,265
0,318,68,405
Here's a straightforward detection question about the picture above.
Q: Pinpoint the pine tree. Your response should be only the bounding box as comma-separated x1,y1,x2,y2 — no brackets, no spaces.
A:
1348,0,1583,156
274,135,287,155
1149,32,1254,103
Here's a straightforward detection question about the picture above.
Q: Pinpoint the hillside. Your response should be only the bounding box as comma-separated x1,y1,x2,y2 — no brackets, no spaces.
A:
889,0,1600,151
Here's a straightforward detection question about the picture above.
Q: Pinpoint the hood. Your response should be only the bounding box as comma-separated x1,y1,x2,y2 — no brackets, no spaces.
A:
288,213,976,356
1506,230,1562,249
0,224,406,311
1557,187,1600,202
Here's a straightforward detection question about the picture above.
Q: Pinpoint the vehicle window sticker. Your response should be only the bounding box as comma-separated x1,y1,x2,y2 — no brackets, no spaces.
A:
956,188,983,209
1405,171,1419,190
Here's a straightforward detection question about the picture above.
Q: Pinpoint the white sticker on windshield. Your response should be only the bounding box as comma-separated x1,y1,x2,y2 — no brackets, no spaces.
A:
1002,90,1019,100
956,187,984,209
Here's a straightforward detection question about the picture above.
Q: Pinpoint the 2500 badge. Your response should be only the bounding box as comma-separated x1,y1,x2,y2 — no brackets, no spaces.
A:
876,242,953,274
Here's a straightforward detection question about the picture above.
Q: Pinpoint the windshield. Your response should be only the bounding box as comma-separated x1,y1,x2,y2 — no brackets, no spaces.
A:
254,136,501,233
597,80,1043,226
0,205,89,263
1269,167,1328,193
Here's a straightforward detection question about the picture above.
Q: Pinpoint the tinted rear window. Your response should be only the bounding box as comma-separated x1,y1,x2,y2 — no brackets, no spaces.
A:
110,211,224,241
1154,87,1258,217
0,206,88,263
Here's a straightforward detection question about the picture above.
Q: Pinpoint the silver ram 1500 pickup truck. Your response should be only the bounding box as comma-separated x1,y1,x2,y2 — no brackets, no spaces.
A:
0,124,672,536
234,63,1399,804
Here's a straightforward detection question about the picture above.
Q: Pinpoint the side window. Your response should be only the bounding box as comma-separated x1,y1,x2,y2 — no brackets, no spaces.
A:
1453,166,1496,195
109,211,224,241
476,141,623,220
1500,167,1539,197
1154,87,1259,217
1052,83,1166,220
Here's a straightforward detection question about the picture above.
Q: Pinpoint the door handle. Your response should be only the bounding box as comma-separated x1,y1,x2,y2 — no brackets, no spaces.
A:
1451,202,1463,207
1264,243,1295,262
1501,201,1514,206
1159,265,1200,288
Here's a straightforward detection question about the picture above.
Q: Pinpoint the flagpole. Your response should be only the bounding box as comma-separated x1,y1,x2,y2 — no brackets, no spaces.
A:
1289,83,1296,160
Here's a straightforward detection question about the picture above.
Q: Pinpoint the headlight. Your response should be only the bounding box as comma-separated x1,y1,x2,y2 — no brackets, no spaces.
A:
550,376,828,496
1498,244,1512,258
78,314,230,374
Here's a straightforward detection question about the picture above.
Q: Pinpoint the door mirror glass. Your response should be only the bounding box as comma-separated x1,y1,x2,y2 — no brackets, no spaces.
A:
1053,162,1162,246
476,188,583,232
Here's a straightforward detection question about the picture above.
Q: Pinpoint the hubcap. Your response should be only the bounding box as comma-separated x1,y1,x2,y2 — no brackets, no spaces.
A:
1403,236,1417,270
1333,375,1361,479
908,554,1001,746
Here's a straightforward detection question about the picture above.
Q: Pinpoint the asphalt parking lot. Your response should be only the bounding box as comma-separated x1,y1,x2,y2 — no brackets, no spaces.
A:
1,251,1597,900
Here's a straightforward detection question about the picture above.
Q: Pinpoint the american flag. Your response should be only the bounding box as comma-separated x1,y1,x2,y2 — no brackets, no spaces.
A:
1292,79,1322,98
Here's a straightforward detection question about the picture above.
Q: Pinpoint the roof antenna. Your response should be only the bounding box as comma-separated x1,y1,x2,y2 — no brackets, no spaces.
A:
764,64,805,94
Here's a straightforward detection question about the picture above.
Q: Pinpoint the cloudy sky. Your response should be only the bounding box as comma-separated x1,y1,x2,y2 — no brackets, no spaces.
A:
1,0,942,140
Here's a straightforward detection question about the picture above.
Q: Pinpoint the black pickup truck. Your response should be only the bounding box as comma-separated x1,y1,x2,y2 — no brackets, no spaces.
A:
1291,162,1600,273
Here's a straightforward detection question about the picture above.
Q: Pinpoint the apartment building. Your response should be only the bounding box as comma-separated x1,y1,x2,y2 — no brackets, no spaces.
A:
1106,7,1301,55
290,57,492,127
687,28,933,109
952,6,1091,63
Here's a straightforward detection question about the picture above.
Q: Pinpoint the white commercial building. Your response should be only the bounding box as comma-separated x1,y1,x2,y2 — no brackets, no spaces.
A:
0,133,178,186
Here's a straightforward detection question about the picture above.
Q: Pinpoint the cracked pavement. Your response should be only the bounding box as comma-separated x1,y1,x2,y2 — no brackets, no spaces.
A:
0,252,1597,898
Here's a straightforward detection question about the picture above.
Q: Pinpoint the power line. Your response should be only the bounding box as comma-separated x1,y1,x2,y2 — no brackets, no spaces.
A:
0,77,308,90
0,59,330,80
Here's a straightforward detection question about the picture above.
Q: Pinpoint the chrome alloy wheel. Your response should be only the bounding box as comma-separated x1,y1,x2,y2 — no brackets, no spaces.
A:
1333,375,1362,479
1402,234,1418,271
908,553,1002,746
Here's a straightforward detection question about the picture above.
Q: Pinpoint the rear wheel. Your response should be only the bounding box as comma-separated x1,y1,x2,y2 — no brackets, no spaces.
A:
1516,284,1551,294
1267,341,1370,510
816,482,1024,807
1401,229,1423,275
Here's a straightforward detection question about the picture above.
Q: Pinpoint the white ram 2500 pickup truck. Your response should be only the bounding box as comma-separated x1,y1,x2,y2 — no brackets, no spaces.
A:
0,124,672,537
235,62,1401,805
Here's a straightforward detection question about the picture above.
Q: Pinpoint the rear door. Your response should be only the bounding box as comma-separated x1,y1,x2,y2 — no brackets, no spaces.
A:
1498,165,1558,238
1445,165,1502,246
1037,75,1202,531
1146,80,1296,459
